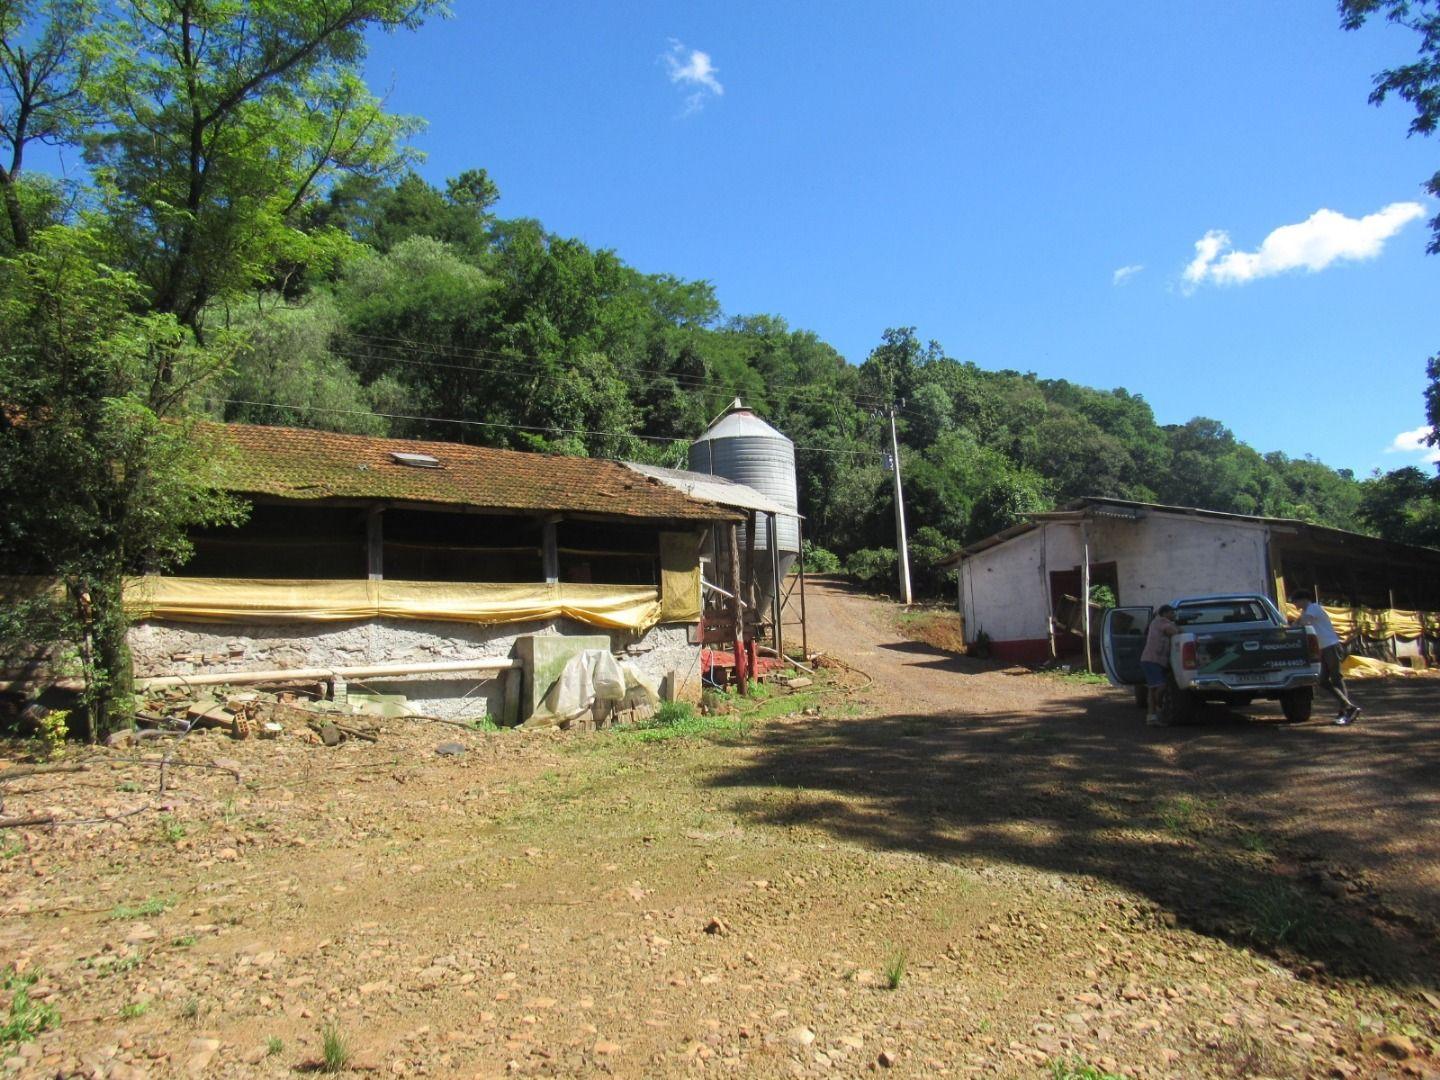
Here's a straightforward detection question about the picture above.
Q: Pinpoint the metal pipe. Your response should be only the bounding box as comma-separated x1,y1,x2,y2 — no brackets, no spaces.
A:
136,657,519,691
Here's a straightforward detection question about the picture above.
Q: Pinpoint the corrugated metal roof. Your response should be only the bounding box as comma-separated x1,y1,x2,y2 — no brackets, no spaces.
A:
206,423,741,523
623,462,799,517
935,496,1440,568
692,402,791,444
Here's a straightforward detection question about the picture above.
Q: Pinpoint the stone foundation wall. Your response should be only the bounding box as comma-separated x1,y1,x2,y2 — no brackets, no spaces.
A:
128,618,701,721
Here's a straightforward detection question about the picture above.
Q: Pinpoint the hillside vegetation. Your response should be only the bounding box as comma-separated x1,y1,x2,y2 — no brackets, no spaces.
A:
199,170,1424,592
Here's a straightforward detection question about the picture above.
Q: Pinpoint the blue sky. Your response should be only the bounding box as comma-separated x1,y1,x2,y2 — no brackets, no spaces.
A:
364,1,1440,477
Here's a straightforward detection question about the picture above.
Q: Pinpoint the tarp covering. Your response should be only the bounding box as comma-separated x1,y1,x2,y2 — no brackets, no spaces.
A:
524,649,660,727
1342,654,1422,680
658,531,703,623
124,577,663,631
1281,602,1438,641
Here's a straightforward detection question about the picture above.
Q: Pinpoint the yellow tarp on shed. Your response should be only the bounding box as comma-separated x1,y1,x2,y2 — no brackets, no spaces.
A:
658,531,703,624
125,578,663,632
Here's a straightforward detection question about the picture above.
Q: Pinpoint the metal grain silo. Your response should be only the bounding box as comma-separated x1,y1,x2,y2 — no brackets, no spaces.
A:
690,400,800,615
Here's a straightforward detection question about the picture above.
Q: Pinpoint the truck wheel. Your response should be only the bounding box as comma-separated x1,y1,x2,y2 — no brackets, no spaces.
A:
1133,685,1148,710
1280,687,1314,723
1158,679,1195,726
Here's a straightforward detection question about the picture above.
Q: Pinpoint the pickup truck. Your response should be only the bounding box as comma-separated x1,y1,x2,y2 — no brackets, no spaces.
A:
1100,594,1322,724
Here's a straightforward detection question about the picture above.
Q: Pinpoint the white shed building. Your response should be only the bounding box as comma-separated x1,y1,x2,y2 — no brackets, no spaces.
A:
937,498,1440,664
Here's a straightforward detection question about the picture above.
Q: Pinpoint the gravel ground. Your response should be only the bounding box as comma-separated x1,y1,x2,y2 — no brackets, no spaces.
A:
0,580,1435,1078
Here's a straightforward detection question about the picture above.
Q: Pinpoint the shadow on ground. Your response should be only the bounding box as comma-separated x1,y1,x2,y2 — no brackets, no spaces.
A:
708,656,1440,991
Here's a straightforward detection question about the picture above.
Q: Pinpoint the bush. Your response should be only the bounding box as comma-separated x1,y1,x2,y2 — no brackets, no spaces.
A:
652,700,697,726
908,525,958,598
845,547,897,591
799,540,842,574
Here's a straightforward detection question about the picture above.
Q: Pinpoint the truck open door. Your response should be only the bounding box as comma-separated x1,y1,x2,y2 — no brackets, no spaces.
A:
1101,606,1152,688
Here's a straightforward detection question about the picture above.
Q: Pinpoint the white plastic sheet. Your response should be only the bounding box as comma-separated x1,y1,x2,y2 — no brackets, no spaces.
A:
527,649,659,727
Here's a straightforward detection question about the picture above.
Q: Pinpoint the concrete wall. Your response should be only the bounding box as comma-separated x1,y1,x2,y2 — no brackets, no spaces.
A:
1089,514,1269,605
128,617,700,721
959,512,1272,657
961,528,1050,645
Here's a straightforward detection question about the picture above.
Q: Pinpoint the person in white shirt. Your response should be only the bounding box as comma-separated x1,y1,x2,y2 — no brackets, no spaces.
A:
1288,590,1360,725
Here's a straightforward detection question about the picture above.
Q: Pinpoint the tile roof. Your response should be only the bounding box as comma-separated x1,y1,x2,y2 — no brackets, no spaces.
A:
207,423,740,523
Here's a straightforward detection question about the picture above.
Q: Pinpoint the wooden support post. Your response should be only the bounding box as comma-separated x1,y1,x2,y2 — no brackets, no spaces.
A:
542,517,560,584
744,511,758,626
1080,520,1092,673
769,513,783,661
366,508,384,581
797,527,809,661
728,522,748,695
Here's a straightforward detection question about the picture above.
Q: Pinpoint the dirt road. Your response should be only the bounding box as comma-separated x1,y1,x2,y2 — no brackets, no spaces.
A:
1,582,1437,1079
802,575,1440,923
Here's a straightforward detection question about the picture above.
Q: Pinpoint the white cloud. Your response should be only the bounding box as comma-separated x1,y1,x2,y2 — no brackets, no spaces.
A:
1112,264,1144,285
1180,201,1426,292
1387,425,1440,463
664,40,723,115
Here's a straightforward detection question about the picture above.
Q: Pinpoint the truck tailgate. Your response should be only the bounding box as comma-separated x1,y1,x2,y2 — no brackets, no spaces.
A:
1194,629,1312,678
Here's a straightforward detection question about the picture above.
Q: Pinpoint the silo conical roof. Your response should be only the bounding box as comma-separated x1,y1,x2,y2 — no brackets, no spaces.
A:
694,399,793,444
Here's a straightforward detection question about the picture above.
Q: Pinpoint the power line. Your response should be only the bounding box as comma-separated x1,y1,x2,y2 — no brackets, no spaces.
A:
213,398,886,457
336,330,913,414
329,345,871,413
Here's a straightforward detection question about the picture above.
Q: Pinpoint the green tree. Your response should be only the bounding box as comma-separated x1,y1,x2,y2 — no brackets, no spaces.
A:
0,0,95,250
81,0,441,331
220,293,387,435
0,228,243,737
1357,465,1440,546
1342,0,1440,252
1343,1,1440,447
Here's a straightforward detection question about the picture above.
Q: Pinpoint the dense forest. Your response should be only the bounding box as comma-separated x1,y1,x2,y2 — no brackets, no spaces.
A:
180,166,1435,593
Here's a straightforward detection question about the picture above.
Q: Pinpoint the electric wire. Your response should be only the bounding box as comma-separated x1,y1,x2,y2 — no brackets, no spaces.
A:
338,329,908,412
211,397,886,456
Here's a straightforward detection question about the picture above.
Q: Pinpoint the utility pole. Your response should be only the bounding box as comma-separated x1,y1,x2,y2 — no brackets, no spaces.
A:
888,406,913,605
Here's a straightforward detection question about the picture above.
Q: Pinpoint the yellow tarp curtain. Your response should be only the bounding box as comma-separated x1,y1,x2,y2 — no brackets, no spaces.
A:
124,578,663,632
1280,602,1432,641
658,531,703,624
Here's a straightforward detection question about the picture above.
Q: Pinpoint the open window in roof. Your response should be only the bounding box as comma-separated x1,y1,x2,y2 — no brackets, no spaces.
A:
390,451,441,469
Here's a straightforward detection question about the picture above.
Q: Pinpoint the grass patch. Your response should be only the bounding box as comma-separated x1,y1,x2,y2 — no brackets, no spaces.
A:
0,831,21,860
108,897,169,921
320,1020,349,1073
1,968,58,1046
1049,1057,1124,1080
1156,795,1217,837
157,814,186,843
884,948,907,990
1226,880,1320,948
1040,668,1111,686
739,690,818,723
171,935,197,948
266,1035,284,1056
180,996,200,1020
119,999,149,1020
618,700,751,744
1238,830,1270,854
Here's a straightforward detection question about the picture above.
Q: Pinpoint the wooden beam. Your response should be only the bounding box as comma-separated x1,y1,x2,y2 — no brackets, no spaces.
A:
728,522,748,695
1080,521,1092,673
769,513,783,660
542,518,559,584
366,508,384,581
744,511,758,629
